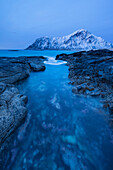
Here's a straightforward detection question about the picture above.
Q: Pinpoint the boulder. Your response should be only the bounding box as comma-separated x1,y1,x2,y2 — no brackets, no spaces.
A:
29,62,46,72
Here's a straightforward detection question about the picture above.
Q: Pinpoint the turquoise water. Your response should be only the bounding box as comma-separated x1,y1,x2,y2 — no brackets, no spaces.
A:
0,50,113,170
0,50,74,58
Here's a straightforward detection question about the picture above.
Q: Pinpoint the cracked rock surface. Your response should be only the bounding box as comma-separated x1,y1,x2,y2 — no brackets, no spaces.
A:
0,83,28,145
0,56,46,146
56,49,113,118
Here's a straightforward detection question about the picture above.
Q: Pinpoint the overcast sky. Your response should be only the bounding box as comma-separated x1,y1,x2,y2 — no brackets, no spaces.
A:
0,0,113,49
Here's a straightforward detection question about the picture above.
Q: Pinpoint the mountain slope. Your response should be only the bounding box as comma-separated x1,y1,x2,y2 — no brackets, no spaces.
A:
26,29,113,50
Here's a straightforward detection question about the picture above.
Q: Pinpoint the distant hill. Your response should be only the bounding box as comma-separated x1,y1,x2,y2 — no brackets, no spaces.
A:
26,29,113,50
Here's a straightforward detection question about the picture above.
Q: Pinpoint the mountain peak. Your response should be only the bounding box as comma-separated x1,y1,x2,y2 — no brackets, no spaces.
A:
68,29,89,36
26,29,113,50
63,29,90,39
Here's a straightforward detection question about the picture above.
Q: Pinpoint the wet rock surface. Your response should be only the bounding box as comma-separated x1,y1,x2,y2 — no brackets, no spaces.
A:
0,56,46,84
0,63,113,170
1,64,113,170
0,56,46,147
0,83,27,145
56,49,113,117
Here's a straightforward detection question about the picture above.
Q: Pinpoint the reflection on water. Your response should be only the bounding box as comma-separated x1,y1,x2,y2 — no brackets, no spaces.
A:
1,64,113,170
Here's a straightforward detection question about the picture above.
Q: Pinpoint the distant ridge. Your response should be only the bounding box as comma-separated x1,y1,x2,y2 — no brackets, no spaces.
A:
26,29,113,50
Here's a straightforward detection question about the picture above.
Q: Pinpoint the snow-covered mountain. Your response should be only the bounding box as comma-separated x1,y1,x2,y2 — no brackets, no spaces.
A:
26,29,113,50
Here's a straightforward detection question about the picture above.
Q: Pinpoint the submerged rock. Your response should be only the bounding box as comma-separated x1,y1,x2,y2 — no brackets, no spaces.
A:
62,135,76,145
38,159,57,170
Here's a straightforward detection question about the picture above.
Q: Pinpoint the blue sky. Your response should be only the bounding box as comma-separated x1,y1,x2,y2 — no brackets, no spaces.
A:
0,0,113,49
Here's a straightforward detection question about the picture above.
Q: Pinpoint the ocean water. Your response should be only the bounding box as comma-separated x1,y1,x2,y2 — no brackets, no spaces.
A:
0,50,113,170
0,50,73,58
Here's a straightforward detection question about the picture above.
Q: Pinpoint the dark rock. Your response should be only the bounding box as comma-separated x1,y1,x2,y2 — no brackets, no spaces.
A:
29,62,46,72
0,57,30,84
56,49,113,116
0,56,46,146
0,56,46,84
21,95,28,105
27,56,46,71
8,50,19,51
0,83,6,94
109,104,113,115
0,83,27,145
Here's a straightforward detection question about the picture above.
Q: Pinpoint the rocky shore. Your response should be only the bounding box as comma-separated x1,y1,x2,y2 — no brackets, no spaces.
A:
56,49,113,121
0,56,46,146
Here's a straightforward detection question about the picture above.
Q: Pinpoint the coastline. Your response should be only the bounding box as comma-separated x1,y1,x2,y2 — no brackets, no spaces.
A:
56,49,113,123
0,56,46,147
0,49,113,169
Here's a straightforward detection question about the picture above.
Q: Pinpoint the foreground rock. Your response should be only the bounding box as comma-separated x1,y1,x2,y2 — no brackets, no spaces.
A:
0,83,28,145
0,56,46,84
0,56,46,146
56,49,113,118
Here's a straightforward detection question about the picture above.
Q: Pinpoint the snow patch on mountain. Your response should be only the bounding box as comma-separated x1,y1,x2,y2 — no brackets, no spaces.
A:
26,29,113,50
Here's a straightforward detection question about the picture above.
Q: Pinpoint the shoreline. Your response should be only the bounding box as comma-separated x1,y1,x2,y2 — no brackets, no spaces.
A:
56,49,113,123
0,56,46,146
